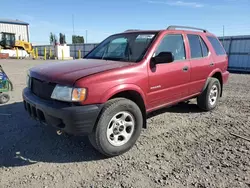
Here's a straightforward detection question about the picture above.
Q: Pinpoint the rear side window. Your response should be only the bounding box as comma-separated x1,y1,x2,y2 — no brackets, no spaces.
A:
207,36,226,55
188,35,203,58
200,38,209,57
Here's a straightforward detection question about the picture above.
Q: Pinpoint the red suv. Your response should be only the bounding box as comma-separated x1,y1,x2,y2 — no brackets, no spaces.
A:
23,26,229,156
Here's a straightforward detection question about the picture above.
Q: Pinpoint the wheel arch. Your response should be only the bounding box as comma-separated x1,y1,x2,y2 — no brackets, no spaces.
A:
101,84,147,129
203,70,223,97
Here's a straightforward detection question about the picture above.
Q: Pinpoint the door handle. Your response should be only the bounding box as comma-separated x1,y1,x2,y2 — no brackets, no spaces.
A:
182,66,189,72
210,62,215,66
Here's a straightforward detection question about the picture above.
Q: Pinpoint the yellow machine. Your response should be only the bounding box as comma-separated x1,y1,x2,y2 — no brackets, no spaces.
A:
15,40,33,54
0,32,33,54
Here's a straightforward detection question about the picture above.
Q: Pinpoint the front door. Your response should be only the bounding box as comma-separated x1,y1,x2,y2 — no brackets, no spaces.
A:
147,33,190,110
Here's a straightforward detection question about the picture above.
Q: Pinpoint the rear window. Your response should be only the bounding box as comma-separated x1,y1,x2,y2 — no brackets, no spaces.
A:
207,36,226,55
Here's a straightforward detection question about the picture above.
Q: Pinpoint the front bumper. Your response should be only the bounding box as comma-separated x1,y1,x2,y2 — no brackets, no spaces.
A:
22,88,103,135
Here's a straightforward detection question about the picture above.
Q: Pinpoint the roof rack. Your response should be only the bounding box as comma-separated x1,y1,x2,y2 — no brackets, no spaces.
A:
167,25,208,33
124,29,141,32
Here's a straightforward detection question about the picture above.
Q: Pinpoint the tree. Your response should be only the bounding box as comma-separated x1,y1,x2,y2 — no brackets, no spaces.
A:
72,35,84,44
49,32,57,45
59,33,66,45
49,32,54,45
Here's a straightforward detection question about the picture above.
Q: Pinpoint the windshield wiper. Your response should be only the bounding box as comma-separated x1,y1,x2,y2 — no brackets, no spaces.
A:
102,57,124,61
104,57,134,62
85,57,102,60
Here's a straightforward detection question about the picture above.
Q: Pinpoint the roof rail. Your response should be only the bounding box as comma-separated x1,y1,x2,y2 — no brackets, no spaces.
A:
124,29,141,32
167,25,208,33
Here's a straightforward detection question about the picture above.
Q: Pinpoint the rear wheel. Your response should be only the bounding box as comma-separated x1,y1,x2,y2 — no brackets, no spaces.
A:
197,78,221,111
0,93,10,104
88,98,143,157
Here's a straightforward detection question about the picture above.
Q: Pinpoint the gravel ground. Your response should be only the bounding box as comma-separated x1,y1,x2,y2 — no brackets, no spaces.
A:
0,59,250,188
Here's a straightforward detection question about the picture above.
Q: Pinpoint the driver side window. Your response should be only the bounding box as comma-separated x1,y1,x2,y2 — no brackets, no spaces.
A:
155,34,186,61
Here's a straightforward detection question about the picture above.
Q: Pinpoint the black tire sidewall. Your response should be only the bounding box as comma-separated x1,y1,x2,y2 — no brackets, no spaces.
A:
96,99,143,156
0,93,10,104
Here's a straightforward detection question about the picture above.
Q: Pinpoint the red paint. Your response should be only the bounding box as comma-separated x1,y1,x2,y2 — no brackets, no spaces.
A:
30,29,229,112
0,53,9,59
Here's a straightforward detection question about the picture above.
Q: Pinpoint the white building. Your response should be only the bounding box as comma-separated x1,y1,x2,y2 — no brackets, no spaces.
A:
0,18,29,42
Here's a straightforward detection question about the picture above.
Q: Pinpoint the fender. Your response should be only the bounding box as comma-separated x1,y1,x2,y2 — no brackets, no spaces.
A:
208,68,222,78
202,68,223,96
101,84,147,105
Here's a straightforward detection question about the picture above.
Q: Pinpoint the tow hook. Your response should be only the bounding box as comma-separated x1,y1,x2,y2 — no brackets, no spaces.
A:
56,130,63,135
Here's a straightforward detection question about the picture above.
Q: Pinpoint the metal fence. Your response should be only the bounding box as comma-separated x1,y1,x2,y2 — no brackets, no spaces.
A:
219,35,250,72
34,43,99,58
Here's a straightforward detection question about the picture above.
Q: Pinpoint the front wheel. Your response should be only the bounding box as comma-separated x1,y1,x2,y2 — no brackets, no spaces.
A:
88,98,143,157
197,78,221,111
0,93,10,104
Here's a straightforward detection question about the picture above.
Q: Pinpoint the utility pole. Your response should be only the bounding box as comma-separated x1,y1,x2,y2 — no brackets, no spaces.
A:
86,30,88,44
72,14,76,58
223,25,225,46
72,14,75,36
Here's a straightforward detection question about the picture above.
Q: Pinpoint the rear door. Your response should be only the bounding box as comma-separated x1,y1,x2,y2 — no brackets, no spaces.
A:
147,33,190,110
207,36,228,73
187,34,214,94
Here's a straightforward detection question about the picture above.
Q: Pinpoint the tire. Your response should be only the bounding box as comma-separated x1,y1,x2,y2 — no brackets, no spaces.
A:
88,98,143,157
197,78,221,111
0,93,10,104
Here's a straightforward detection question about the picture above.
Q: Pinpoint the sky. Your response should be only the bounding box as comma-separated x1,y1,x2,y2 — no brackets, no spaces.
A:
1,0,250,45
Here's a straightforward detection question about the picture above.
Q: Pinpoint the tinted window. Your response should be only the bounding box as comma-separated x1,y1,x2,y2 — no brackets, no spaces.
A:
200,37,209,57
207,36,226,55
188,35,202,58
105,38,128,58
86,33,157,62
155,34,186,61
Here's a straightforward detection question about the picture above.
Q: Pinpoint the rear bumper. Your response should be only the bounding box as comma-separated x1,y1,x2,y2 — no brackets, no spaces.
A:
22,88,103,135
222,71,229,84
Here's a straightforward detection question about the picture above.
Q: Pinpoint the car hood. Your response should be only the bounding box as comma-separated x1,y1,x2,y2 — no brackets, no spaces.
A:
30,59,132,85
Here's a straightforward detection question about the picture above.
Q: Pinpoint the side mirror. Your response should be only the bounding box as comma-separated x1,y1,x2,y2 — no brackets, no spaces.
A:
152,52,174,64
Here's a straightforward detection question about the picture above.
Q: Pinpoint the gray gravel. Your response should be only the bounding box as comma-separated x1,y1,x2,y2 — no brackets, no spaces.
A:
0,59,250,188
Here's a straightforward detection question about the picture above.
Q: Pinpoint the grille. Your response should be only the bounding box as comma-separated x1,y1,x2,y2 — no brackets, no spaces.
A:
31,78,56,100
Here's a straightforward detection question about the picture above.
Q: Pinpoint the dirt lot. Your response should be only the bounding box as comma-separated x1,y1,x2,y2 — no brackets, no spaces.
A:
0,59,250,188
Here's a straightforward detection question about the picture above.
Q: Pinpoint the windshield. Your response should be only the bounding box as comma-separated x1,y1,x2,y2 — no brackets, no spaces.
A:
85,32,158,62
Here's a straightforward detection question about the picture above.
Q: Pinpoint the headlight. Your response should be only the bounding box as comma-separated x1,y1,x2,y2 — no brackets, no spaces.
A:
51,85,87,102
